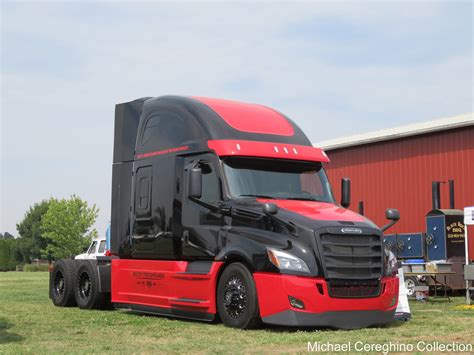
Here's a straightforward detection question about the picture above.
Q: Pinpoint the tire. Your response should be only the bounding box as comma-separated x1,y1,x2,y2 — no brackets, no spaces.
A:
50,259,78,307
74,260,105,309
405,277,418,297
217,263,261,329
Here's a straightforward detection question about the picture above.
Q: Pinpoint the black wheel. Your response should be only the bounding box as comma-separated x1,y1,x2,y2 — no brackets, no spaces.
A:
50,259,78,307
217,263,261,329
74,260,106,309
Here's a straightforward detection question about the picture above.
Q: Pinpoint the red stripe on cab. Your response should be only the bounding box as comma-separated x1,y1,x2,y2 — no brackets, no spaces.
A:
193,96,295,136
136,146,189,159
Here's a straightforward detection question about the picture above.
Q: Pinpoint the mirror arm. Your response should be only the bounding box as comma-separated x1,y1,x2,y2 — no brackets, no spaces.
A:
218,201,232,216
381,219,398,232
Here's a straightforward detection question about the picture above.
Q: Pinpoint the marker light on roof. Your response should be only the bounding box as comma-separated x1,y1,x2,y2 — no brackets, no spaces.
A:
207,140,330,163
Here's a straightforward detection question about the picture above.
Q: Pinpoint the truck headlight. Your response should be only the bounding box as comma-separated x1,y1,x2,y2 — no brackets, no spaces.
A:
267,248,310,274
384,248,398,276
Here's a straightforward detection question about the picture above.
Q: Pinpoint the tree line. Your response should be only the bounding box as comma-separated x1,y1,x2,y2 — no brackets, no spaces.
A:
0,196,98,271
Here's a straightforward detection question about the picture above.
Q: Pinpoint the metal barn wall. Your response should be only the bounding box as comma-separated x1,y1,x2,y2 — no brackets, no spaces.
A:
324,126,474,235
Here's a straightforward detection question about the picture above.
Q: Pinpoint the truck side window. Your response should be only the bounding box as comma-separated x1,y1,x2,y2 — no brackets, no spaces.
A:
98,240,106,253
88,241,97,254
141,116,161,145
198,162,220,206
139,113,198,152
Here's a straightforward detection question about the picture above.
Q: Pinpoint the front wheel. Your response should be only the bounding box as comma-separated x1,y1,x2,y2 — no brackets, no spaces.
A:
217,263,261,329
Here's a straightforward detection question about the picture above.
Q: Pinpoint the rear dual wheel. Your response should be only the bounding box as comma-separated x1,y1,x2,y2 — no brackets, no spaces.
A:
75,260,110,309
50,259,110,309
51,259,78,307
217,263,261,329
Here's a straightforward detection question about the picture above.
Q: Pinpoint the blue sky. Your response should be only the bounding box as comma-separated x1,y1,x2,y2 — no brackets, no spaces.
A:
1,1,472,235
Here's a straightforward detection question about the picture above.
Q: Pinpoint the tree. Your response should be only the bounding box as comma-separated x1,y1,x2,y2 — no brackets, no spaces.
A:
2,232,15,240
16,200,51,263
0,233,22,269
0,239,18,271
41,195,99,259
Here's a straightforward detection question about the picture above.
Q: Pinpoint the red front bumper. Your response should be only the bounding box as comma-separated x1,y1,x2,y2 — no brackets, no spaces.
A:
254,273,399,329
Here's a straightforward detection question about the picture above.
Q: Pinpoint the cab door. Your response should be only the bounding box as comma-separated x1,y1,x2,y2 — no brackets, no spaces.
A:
181,154,225,259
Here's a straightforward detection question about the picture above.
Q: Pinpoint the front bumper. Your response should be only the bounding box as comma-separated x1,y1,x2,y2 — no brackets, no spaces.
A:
254,273,399,329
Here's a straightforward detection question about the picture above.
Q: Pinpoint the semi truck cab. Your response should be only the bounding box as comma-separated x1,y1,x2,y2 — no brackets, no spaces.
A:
50,95,399,329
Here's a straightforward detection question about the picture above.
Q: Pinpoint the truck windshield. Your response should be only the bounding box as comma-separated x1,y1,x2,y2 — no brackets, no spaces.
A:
222,157,335,203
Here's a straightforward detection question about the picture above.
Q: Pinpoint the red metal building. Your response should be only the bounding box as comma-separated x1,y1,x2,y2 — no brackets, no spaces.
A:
317,113,474,259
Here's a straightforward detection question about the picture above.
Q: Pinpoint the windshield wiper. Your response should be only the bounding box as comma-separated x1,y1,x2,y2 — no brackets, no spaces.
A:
238,194,275,199
285,197,321,201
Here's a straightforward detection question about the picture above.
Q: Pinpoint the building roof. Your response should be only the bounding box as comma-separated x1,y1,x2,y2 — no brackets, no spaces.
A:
315,112,474,151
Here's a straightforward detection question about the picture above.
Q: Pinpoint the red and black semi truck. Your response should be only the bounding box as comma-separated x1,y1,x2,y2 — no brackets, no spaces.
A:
49,96,400,329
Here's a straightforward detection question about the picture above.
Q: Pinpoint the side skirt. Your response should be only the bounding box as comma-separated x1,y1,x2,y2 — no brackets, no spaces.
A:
113,302,215,322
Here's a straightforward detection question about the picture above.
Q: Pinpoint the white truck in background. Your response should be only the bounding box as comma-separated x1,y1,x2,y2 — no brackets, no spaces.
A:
75,238,107,260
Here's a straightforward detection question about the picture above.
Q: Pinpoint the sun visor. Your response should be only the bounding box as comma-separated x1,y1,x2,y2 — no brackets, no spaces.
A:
208,140,330,163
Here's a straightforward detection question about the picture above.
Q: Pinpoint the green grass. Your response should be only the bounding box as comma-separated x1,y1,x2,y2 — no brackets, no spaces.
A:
1,272,473,354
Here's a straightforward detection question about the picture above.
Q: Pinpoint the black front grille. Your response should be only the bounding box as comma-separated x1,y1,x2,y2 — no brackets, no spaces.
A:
328,279,381,298
320,233,383,280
